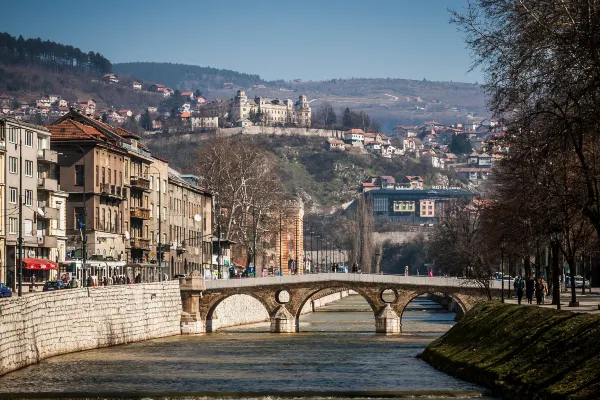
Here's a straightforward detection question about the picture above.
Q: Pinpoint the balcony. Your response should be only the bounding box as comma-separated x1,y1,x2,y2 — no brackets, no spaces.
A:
130,207,151,220
37,149,58,163
37,235,58,248
37,177,58,192
130,237,151,251
130,175,151,192
37,205,59,220
99,183,124,200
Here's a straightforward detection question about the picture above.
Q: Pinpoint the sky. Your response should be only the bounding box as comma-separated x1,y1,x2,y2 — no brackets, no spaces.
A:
2,0,482,83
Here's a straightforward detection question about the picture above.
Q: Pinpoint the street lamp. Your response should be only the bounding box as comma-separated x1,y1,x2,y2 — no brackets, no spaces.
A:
550,225,563,310
144,165,162,281
59,144,87,287
374,251,381,274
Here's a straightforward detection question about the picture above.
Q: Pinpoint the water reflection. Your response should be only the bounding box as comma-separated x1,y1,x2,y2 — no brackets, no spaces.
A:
0,295,494,399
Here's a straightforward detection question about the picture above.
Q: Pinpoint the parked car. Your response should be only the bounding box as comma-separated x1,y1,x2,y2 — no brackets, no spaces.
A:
574,276,590,289
0,282,12,297
42,281,65,291
173,274,188,279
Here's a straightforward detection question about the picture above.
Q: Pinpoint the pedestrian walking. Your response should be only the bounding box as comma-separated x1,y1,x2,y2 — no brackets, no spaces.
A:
535,278,545,305
525,275,535,304
514,275,525,305
352,262,358,273
540,277,548,304
103,276,108,287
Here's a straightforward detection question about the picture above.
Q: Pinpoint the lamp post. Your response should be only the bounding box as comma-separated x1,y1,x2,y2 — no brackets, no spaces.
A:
315,235,320,273
144,166,162,281
60,145,87,286
374,251,381,274
500,238,506,303
550,225,563,310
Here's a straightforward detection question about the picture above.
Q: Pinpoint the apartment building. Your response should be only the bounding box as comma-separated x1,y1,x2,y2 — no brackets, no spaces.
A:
167,169,212,277
1,117,65,288
49,110,129,264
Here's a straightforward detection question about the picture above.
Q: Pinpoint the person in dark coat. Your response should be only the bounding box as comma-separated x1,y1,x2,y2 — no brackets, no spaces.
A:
514,276,525,305
525,275,535,304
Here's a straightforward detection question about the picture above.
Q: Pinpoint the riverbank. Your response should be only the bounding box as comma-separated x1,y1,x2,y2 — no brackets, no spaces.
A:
421,302,600,399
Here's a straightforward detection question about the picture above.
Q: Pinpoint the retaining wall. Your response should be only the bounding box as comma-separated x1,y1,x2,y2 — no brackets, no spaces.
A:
0,282,181,376
210,290,352,330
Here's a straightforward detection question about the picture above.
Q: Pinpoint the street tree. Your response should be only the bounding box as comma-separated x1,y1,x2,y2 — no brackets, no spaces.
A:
452,0,600,245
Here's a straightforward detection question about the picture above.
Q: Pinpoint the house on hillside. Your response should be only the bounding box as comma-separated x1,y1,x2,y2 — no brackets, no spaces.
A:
343,129,365,147
79,99,96,116
118,109,133,118
325,138,345,152
132,81,142,90
102,74,119,84
401,176,424,190
180,91,195,101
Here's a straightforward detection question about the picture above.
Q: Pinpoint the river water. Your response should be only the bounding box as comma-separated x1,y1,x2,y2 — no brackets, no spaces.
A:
0,294,494,399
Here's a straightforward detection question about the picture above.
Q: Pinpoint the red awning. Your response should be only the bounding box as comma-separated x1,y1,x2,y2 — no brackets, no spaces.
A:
22,258,58,270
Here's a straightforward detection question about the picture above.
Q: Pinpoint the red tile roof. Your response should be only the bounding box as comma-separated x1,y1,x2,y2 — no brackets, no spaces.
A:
345,129,365,134
47,120,104,140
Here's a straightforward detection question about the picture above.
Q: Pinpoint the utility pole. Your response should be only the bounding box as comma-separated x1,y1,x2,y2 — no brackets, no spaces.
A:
17,126,23,296
253,198,257,274
217,209,221,279
157,171,162,281
279,212,282,276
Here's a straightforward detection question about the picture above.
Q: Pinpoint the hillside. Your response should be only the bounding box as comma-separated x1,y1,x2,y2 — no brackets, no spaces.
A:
112,61,487,131
112,62,270,91
142,134,451,211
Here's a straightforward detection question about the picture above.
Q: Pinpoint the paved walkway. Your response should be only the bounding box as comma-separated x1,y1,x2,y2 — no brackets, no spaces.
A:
502,289,600,314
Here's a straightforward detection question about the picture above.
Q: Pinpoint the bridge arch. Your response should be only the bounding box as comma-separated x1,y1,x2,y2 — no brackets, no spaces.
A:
291,284,379,324
203,291,275,332
396,290,468,324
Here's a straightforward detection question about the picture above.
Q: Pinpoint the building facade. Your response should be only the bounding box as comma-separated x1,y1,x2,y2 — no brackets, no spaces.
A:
1,118,65,288
167,169,212,277
231,90,312,127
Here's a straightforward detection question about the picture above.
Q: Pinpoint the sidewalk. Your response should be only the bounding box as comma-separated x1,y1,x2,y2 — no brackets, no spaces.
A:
502,289,600,314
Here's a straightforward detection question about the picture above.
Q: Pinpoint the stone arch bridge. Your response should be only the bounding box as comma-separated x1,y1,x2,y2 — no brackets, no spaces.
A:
180,274,501,334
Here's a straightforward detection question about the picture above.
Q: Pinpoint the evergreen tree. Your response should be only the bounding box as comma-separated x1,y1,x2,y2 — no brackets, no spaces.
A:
140,110,152,131
449,133,472,154
342,107,353,129
101,112,108,123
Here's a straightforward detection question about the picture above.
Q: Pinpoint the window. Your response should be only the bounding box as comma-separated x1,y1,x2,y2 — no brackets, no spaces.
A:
24,189,32,206
24,160,33,177
24,131,33,147
8,157,17,174
37,163,44,179
125,160,129,180
9,218,17,234
24,219,32,236
37,136,45,150
75,165,84,186
8,128,17,144
113,170,116,186
108,168,111,184
102,167,105,184
96,166,99,186
119,171,122,186
163,207,166,221
9,187,16,204
163,179,166,193
150,231,154,245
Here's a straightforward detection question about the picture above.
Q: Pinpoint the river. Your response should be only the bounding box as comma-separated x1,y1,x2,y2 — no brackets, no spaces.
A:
0,294,494,399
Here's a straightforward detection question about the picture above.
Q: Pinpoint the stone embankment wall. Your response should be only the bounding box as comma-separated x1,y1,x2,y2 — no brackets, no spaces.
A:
220,126,345,138
211,290,352,330
0,282,181,377
421,302,600,400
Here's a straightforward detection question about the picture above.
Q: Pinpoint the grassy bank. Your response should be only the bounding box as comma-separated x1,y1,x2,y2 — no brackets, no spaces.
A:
421,302,600,399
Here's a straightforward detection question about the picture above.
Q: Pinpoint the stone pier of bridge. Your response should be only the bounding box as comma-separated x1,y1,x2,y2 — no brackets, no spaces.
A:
179,273,498,335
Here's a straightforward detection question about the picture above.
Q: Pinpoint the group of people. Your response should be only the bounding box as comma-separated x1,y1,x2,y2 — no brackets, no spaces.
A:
513,275,549,305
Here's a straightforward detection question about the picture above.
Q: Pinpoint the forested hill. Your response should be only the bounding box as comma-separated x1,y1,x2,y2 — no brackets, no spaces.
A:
0,32,112,74
112,62,268,90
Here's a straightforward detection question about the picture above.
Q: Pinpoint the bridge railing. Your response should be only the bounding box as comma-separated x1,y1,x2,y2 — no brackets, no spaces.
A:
203,273,503,290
